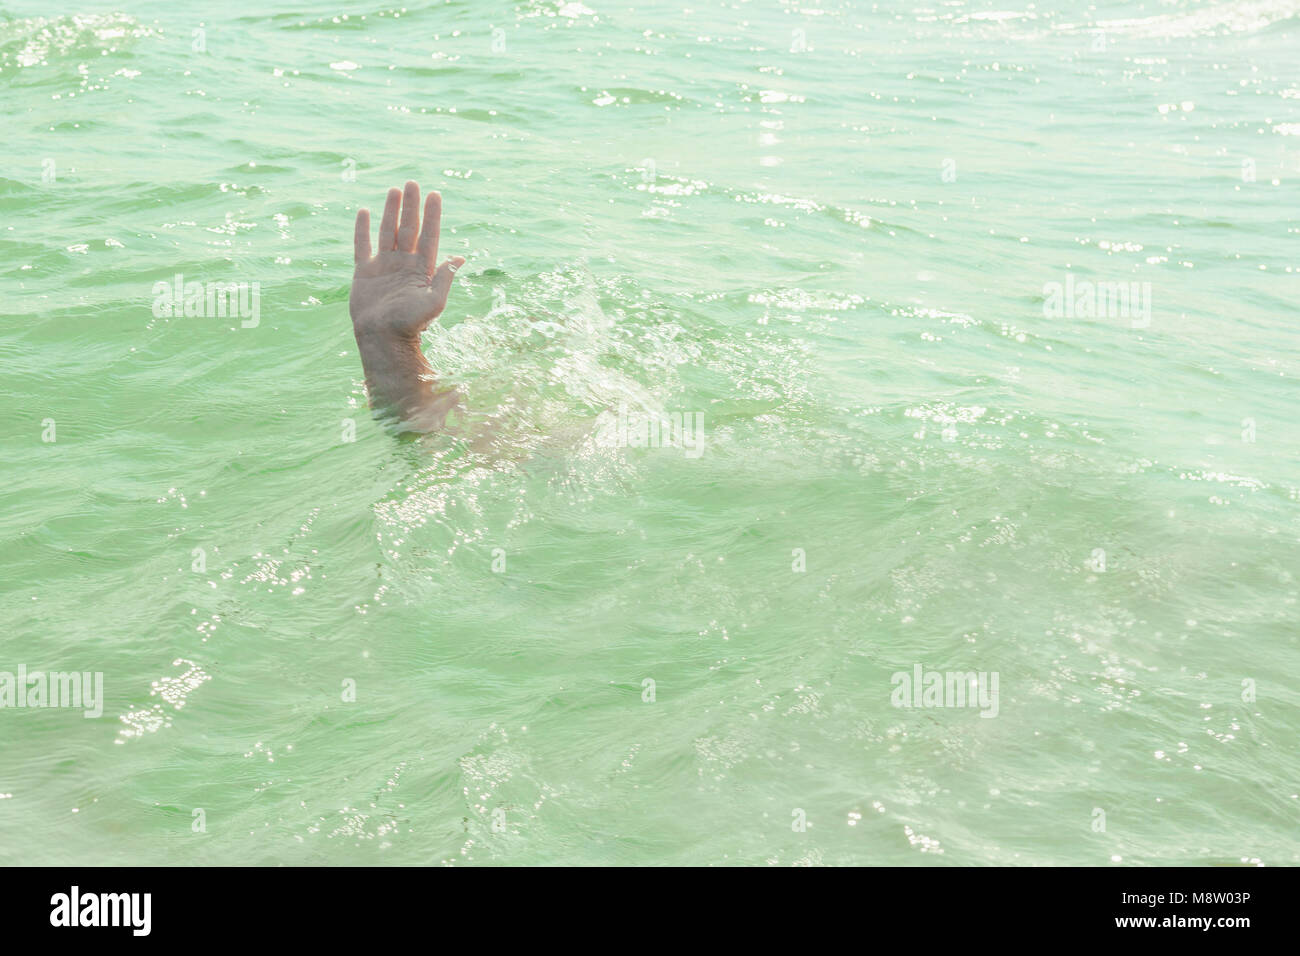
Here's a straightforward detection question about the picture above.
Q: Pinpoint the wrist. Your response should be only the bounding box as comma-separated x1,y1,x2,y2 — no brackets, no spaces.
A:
352,313,419,348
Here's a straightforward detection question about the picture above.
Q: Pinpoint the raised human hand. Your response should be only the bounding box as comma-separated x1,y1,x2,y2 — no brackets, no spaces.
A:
350,180,466,338
348,181,467,427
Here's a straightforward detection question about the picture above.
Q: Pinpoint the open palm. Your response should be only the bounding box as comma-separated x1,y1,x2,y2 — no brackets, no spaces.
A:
350,181,466,338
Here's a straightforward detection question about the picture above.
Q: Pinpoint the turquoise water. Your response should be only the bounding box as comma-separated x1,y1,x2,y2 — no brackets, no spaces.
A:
3,0,1298,865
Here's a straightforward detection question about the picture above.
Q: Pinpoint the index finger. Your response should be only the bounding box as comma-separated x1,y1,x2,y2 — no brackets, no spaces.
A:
417,191,442,275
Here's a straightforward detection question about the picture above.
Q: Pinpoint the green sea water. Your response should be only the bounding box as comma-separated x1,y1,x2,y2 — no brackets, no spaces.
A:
2,0,1298,866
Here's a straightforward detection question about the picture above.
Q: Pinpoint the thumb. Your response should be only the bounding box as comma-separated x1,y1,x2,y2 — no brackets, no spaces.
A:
431,256,466,302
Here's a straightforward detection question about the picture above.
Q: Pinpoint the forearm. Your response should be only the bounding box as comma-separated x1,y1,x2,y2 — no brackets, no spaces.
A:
353,324,452,427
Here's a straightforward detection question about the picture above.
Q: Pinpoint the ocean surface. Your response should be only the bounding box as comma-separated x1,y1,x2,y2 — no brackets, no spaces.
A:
2,0,1298,866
